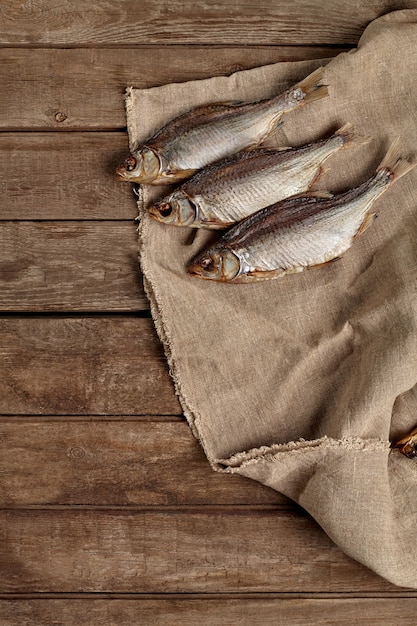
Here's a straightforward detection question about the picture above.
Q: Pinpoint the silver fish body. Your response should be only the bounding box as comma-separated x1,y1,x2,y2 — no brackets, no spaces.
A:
149,123,358,228
188,140,415,283
117,67,328,185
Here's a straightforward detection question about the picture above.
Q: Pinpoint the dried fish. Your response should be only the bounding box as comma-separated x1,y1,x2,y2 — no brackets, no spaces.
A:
149,123,363,228
117,67,328,185
188,139,415,283
394,427,417,458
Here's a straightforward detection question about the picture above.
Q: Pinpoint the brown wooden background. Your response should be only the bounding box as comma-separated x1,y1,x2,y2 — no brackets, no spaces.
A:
2,2,417,624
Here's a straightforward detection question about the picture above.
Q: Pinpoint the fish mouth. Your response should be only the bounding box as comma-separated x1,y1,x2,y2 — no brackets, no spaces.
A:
187,262,214,279
148,205,159,219
116,170,151,183
188,263,203,277
116,167,129,180
116,165,139,181
116,169,161,184
188,262,223,281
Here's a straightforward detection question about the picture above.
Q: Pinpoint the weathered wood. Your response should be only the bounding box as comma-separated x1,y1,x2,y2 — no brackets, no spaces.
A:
2,1,414,613
0,509,397,593
0,420,284,506
0,317,179,415
0,133,136,220
0,222,147,311
0,47,341,130
0,1,412,46
1,597,417,625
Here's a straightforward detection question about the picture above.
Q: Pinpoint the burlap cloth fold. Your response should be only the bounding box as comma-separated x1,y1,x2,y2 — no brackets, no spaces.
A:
126,10,417,588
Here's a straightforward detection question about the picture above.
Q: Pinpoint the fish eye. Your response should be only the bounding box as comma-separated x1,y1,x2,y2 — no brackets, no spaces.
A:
200,257,215,271
158,204,173,218
124,156,137,172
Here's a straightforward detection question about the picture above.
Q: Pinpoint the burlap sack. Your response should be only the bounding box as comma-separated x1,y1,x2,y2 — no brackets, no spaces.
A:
125,10,417,588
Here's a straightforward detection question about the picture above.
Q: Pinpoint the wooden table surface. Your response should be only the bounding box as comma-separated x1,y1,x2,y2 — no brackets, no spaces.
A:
2,2,417,624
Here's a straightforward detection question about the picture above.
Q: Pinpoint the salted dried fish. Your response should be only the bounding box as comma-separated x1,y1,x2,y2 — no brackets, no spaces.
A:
394,427,417,458
117,67,328,185
188,139,415,283
149,123,362,228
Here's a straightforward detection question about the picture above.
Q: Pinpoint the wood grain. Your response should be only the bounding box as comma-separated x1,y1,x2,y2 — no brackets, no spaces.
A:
2,0,416,615
0,317,179,415
0,509,397,593
0,1,413,46
0,47,341,130
0,420,284,506
0,222,147,311
0,133,136,220
1,597,417,625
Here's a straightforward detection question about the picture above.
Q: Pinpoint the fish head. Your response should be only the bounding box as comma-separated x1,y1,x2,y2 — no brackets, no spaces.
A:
188,247,241,281
149,192,197,226
116,147,161,183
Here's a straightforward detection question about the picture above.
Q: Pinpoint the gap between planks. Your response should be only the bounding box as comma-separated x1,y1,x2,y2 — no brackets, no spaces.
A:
0,592,415,599
0,504,290,512
0,44,353,50
0,414,180,421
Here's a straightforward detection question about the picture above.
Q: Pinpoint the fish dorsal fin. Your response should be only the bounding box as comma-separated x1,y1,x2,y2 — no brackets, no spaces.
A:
241,144,263,152
212,100,245,107
354,212,377,239
301,190,334,199
242,144,292,153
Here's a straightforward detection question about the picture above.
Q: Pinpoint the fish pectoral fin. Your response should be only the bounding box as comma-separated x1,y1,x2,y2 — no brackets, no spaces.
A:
200,219,233,230
307,165,331,189
163,168,199,182
235,268,287,282
354,212,378,239
258,116,285,145
307,256,341,270
241,143,264,152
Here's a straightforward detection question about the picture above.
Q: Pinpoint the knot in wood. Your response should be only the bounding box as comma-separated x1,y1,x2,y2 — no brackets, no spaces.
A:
54,111,67,123
68,446,86,460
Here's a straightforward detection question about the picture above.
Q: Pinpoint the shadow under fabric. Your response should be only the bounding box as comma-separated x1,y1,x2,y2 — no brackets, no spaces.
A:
125,10,417,588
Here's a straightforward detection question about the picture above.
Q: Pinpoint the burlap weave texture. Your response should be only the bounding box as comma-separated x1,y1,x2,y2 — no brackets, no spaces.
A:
126,10,417,588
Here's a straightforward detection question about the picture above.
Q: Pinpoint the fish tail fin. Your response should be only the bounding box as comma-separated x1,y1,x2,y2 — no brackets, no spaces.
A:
376,137,416,183
293,67,329,105
334,122,372,149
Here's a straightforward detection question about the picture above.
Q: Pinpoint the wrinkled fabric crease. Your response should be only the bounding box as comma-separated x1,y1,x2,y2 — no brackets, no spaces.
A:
126,10,417,588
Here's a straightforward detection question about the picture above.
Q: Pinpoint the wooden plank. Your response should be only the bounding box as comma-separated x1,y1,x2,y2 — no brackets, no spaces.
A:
1,597,416,625
0,421,284,506
0,47,341,130
0,317,179,415
0,133,136,220
0,222,147,311
0,509,398,593
0,1,412,46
